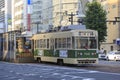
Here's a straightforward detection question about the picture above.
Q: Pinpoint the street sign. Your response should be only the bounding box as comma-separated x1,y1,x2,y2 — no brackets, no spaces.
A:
116,38,120,45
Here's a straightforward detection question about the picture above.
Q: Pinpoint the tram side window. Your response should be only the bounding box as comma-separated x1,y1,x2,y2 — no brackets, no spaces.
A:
39,39,42,48
67,38,71,48
61,38,66,48
72,37,75,49
43,39,45,48
58,38,61,48
47,39,49,48
39,39,47,48
50,39,54,49
55,38,57,49
76,37,81,49
37,40,39,48
56,38,71,49
38,40,40,48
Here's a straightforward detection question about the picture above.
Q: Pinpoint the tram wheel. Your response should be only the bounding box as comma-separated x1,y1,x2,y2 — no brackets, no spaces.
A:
57,59,64,66
37,58,41,63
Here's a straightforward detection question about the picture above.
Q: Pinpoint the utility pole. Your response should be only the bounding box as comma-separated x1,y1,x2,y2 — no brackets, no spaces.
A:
59,0,62,26
68,12,75,25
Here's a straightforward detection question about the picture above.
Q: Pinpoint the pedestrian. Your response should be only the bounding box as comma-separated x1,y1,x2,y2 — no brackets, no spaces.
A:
100,48,104,54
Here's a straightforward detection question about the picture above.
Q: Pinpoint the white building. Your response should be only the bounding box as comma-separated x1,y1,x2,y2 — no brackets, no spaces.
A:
31,0,52,34
12,0,32,32
52,0,90,27
31,0,91,33
0,0,11,33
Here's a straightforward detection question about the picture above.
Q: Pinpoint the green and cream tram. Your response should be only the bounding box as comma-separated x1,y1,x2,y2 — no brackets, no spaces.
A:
32,29,98,65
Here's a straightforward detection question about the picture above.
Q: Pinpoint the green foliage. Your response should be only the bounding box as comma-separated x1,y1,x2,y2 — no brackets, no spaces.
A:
34,49,39,56
84,0,107,47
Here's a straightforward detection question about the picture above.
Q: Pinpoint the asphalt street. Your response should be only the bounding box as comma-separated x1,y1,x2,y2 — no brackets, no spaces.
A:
0,61,120,80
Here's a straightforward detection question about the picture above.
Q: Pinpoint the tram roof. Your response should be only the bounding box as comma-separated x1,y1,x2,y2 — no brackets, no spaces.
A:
33,25,97,36
44,25,96,33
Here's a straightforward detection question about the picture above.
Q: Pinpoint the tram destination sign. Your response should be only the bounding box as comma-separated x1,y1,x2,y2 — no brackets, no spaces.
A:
78,31,95,37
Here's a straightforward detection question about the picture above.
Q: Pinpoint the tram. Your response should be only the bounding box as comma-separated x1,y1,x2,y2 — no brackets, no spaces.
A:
32,26,98,65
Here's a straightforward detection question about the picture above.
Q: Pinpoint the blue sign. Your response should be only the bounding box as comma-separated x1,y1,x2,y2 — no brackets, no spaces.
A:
116,39,120,45
28,0,31,5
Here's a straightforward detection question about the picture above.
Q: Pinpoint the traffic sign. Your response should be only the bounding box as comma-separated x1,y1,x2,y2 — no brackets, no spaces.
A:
116,38,120,45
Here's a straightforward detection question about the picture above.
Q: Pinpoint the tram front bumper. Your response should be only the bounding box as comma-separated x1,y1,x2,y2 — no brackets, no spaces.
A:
77,59,98,64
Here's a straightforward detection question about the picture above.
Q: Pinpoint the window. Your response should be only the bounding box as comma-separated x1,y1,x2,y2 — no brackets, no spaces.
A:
55,37,71,49
47,39,49,48
37,40,39,48
80,37,88,49
67,38,71,48
76,37,81,49
110,46,113,51
112,4,116,9
50,39,54,49
89,37,97,49
39,39,47,48
75,37,97,49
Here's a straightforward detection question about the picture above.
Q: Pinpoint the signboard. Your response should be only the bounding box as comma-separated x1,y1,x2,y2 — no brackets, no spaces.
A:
116,38,120,45
38,50,43,56
59,50,68,57
79,32,95,36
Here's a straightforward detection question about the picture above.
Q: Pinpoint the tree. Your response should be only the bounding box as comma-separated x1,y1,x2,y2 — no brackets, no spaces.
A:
84,0,107,48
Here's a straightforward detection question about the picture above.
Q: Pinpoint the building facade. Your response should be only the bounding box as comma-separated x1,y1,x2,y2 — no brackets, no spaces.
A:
0,0,11,33
12,0,32,32
52,0,90,27
31,0,52,34
31,0,91,33
98,0,120,53
0,0,11,60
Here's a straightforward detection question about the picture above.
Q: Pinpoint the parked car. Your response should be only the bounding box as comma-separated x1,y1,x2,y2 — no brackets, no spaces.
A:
98,53,106,60
106,51,120,61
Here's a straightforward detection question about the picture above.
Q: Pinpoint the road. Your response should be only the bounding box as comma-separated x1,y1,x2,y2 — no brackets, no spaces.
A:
0,61,120,80
78,60,120,73
98,60,120,67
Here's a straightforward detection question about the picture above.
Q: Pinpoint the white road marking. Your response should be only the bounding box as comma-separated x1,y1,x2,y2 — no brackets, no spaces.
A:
18,79,24,80
9,70,13,72
52,73,60,75
23,73,37,76
40,76,43,77
61,79,66,80
82,78,96,80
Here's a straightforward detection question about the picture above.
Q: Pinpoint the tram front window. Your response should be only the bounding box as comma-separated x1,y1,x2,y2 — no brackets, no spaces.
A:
80,38,88,49
89,37,97,49
76,37,97,49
